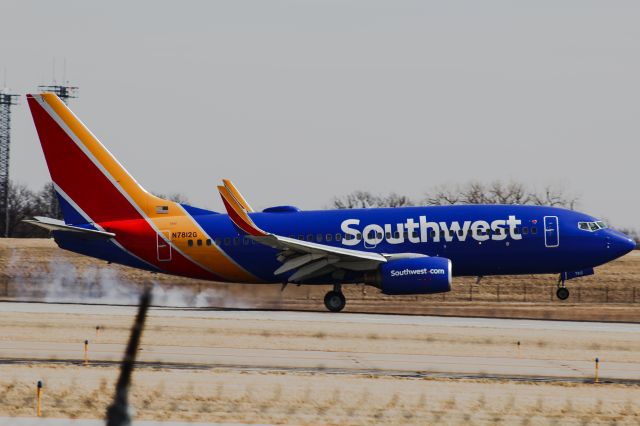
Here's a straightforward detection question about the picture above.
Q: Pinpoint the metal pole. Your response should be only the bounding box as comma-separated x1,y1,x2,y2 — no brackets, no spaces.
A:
106,287,152,426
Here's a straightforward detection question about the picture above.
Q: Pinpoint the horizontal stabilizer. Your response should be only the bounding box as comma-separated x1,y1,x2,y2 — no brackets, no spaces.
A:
23,216,116,239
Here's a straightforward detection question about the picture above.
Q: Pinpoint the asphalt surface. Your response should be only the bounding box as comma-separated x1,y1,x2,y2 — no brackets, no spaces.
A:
1,302,639,383
3,301,640,332
0,341,636,382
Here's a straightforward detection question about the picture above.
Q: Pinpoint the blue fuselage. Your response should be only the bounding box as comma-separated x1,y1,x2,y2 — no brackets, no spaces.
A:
168,204,634,282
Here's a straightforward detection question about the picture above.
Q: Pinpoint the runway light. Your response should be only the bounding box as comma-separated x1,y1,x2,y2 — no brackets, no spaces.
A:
595,357,600,383
36,380,43,417
96,325,101,338
516,341,521,358
84,340,89,366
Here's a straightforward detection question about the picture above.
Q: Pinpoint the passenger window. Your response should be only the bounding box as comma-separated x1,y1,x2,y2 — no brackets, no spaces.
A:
233,237,240,245
522,227,528,235
412,231,418,238
457,230,463,236
531,227,537,235
514,228,521,235
316,234,323,242
356,233,362,240
394,232,400,239
307,234,313,241
377,232,383,239
336,234,342,241
326,233,332,242
224,237,230,245
385,232,391,239
298,235,305,240
197,239,202,246
206,239,212,246
430,231,436,238
243,237,250,245
215,238,221,245
188,239,193,247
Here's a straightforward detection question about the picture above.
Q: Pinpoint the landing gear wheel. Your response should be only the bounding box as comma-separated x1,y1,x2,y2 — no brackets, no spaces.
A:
324,291,346,312
556,287,570,300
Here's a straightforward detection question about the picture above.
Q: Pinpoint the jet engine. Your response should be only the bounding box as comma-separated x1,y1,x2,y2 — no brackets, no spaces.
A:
364,256,452,295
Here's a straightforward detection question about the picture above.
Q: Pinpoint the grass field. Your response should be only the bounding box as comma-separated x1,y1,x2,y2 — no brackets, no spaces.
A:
1,306,640,425
1,238,640,321
3,365,640,425
2,238,640,424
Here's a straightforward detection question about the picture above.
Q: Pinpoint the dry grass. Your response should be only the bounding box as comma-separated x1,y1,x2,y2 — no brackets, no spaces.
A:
2,238,640,321
1,366,640,425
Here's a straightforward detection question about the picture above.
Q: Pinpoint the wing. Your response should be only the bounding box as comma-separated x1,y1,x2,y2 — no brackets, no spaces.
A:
24,216,116,239
217,181,387,282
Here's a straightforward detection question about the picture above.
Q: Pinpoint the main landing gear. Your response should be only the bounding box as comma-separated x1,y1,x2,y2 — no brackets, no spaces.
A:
556,276,570,300
324,284,346,312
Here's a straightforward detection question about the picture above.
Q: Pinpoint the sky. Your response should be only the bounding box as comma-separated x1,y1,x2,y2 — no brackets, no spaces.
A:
2,1,639,228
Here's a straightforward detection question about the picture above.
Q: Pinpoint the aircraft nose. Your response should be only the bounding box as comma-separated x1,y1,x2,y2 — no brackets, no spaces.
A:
606,230,636,257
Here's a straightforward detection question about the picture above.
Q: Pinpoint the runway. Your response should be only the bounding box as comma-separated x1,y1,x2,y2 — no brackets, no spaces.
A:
1,302,639,383
4,301,640,332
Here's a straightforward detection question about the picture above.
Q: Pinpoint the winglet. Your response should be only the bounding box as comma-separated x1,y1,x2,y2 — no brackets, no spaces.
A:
218,185,267,237
223,179,254,212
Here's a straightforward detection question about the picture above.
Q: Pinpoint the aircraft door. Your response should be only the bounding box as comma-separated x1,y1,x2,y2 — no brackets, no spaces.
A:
157,230,172,261
543,216,559,248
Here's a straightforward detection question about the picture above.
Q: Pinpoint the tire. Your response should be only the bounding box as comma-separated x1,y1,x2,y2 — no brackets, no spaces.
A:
556,287,570,301
324,291,346,312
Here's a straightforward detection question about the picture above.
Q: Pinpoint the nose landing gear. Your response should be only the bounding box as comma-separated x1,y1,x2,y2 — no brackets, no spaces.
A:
324,284,346,312
556,276,570,300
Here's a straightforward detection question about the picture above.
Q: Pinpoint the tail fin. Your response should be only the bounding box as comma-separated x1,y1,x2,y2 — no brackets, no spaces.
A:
27,93,167,225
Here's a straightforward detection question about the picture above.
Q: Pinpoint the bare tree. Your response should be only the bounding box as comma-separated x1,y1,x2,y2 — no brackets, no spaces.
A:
37,182,62,220
424,180,578,209
152,192,190,204
382,192,414,208
529,185,579,209
6,182,50,237
423,184,461,205
332,191,381,209
332,191,414,209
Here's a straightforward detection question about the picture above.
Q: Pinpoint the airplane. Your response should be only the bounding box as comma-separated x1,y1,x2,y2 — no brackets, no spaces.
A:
24,92,636,312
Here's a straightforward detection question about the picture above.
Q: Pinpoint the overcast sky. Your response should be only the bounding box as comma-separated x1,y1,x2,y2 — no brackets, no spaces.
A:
2,1,638,228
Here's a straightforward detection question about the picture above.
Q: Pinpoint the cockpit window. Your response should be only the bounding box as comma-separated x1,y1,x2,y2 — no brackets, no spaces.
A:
578,221,607,232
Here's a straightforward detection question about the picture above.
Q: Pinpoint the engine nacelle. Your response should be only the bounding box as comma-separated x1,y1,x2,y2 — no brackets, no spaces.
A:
365,256,452,295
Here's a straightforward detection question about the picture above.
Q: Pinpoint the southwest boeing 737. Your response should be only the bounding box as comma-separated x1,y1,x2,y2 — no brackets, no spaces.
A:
25,93,635,312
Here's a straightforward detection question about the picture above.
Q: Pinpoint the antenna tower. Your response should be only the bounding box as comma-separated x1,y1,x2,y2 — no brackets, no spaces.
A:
0,90,19,237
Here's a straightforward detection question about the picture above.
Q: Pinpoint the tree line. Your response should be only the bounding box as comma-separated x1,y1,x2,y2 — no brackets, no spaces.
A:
5,179,637,240
332,181,579,210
